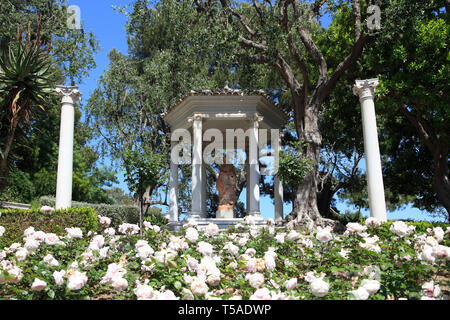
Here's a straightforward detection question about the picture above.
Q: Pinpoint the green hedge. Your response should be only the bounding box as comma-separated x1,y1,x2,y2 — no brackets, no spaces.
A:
39,196,139,227
0,207,98,248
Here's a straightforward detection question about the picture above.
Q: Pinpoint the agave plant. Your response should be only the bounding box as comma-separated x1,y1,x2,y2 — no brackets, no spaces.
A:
0,22,58,191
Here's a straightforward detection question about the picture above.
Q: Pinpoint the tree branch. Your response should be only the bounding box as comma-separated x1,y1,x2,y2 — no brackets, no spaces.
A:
239,35,267,52
315,0,366,107
289,0,328,82
281,0,310,98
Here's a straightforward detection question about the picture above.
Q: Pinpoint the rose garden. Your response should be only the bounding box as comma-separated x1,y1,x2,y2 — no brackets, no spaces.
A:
1,1,449,301
0,210,449,300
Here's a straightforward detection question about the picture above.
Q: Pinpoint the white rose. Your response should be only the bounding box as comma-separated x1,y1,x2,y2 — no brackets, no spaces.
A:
264,256,276,271
419,245,436,264
137,245,154,259
99,246,110,258
158,290,179,300
365,217,382,227
250,288,272,300
224,242,239,255
310,278,329,297
0,226,5,237
111,276,128,292
205,223,219,237
304,272,316,283
186,256,199,272
390,221,411,237
43,254,59,267
31,278,47,291
32,231,46,241
287,230,300,241
351,287,370,300
425,236,439,247
346,223,367,234
53,270,66,286
23,226,35,237
24,238,40,251
185,227,199,242
67,271,88,291
134,284,158,300
40,206,55,214
6,266,23,283
197,241,213,256
191,279,209,296
316,227,333,243
65,227,83,239
15,248,28,261
247,272,265,289
360,279,380,295
284,278,297,291
182,288,195,300
104,227,115,236
45,233,60,246
275,233,285,244
207,274,221,287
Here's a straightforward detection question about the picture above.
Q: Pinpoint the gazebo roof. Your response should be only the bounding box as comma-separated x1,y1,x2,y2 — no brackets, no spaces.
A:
162,86,290,130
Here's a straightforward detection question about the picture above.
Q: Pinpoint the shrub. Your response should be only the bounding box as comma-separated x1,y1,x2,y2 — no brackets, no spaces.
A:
0,207,98,248
144,210,168,227
39,196,139,227
0,169,35,203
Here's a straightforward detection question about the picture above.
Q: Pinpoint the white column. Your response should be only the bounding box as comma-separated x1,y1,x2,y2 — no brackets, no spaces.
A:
201,161,207,218
248,114,262,217
55,86,81,210
246,162,250,215
273,130,283,222
190,114,203,219
169,140,179,223
353,79,387,221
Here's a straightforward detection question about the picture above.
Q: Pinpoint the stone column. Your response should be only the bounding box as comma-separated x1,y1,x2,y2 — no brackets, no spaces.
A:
190,114,203,219
55,86,81,209
246,162,251,215
201,161,207,218
248,114,263,217
353,79,387,221
169,140,179,223
273,130,283,222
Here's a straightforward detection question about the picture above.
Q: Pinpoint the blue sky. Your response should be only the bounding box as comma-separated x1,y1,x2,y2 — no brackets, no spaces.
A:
67,0,445,222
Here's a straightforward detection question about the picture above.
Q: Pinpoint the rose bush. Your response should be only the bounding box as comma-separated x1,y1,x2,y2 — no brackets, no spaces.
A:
0,214,449,300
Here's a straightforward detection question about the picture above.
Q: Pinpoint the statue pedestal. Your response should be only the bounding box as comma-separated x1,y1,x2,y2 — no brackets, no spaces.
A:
216,205,234,219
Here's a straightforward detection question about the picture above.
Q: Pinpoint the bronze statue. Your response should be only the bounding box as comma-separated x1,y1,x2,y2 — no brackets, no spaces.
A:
216,162,237,216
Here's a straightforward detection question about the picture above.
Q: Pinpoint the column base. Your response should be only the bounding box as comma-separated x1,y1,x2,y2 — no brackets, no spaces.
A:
189,212,202,220
248,211,263,218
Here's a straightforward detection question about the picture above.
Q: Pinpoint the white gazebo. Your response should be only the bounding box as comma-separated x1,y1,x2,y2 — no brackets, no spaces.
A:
163,87,289,230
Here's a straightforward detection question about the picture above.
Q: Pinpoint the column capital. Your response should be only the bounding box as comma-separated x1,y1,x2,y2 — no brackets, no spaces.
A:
248,113,264,128
56,85,81,104
187,114,204,123
353,78,379,101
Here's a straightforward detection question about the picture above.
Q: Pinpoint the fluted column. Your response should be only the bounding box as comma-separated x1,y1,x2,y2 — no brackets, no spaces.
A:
55,86,81,209
190,114,203,219
201,161,207,218
353,79,387,221
169,140,179,223
273,130,283,222
248,114,263,217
